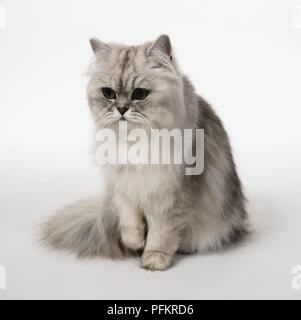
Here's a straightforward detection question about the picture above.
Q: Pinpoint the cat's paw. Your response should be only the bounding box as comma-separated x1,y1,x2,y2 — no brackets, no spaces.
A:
140,251,173,271
121,226,145,251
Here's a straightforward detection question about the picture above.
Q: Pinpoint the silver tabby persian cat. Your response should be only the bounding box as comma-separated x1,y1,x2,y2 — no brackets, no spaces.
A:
41,35,249,271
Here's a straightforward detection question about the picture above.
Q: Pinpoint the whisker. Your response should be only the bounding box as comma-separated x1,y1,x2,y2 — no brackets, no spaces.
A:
127,115,153,130
128,112,153,129
95,112,114,125
137,114,154,130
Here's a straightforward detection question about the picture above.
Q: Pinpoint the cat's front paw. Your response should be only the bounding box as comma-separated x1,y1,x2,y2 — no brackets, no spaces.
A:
140,251,173,271
121,226,145,251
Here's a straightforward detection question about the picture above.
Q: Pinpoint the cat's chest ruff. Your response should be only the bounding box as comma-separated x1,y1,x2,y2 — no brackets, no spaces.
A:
110,164,178,204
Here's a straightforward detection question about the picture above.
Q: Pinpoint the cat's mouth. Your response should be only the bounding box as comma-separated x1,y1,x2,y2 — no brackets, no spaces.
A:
111,112,152,129
119,117,140,125
120,115,137,123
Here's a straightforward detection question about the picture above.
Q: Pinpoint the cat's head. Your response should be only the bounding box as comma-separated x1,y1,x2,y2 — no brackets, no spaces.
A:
87,35,186,131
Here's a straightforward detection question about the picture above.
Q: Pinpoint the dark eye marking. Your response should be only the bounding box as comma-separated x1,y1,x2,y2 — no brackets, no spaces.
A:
131,88,149,100
102,87,116,99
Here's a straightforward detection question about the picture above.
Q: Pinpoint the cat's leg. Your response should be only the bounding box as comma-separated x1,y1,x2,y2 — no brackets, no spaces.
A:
114,196,145,251
141,210,183,271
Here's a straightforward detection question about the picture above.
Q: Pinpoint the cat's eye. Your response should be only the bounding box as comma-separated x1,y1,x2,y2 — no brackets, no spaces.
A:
131,88,149,100
102,87,116,99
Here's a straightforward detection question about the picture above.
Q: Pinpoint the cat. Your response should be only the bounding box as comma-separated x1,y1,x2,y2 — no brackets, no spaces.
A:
41,35,249,271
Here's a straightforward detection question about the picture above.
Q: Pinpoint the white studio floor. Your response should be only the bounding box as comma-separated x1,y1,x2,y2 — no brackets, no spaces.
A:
1,0,301,300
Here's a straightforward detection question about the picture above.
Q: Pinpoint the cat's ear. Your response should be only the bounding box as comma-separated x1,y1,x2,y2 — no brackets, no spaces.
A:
89,38,110,56
148,34,172,59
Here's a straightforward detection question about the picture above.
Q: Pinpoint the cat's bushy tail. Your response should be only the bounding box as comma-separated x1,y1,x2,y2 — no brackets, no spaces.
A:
40,197,129,259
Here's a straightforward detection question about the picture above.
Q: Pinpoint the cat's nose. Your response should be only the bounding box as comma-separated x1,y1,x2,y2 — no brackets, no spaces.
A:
117,106,129,115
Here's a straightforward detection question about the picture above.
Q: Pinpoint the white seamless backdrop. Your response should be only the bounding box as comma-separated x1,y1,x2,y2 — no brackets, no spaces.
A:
0,0,301,299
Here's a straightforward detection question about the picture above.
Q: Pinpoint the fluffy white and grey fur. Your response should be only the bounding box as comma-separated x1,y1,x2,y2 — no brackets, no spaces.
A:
41,35,249,270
